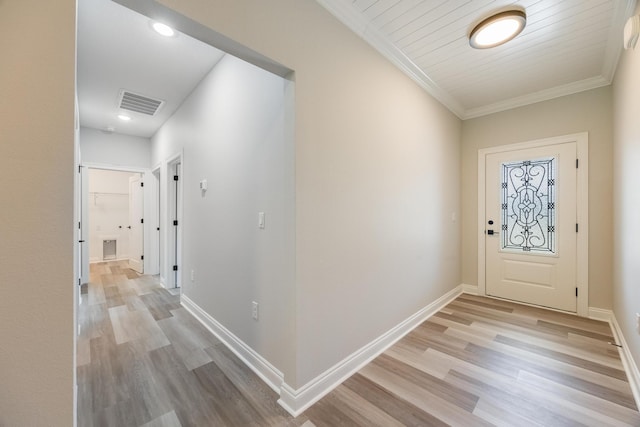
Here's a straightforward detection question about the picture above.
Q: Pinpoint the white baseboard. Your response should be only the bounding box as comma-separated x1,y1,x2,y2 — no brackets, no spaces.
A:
277,284,464,417
180,295,284,393
181,285,470,417
74,383,78,427
461,283,479,295
588,307,612,322
89,257,130,264
111,281,640,417
610,313,640,409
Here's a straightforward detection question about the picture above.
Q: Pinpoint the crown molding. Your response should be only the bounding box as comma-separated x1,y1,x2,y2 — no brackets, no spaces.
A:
316,0,633,121
462,76,611,119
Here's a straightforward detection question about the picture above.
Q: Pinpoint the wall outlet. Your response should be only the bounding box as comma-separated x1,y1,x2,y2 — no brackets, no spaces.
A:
190,269,195,282
258,212,265,229
252,301,259,320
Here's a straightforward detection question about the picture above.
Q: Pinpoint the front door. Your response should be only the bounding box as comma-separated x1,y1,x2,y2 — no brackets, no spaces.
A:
485,141,577,312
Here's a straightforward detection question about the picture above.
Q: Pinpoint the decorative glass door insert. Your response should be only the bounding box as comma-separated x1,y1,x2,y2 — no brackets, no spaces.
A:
501,157,556,254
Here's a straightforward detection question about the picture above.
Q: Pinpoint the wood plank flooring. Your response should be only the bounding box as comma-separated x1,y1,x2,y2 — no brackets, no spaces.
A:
78,261,640,426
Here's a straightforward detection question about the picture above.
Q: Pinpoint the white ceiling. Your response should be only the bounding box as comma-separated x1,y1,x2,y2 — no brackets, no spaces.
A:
77,0,225,138
78,0,637,131
317,0,637,118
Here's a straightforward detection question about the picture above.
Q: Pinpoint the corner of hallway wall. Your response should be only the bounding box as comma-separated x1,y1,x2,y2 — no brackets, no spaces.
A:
610,313,640,408
460,86,614,310
279,284,465,416
141,0,462,390
0,0,77,425
612,0,640,389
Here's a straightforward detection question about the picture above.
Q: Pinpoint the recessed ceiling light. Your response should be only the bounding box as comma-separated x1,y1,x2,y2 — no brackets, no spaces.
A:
469,10,526,49
152,22,175,37
117,114,132,121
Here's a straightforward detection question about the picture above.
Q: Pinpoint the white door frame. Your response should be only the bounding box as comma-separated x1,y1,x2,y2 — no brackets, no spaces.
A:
151,166,161,276
81,163,155,273
477,132,589,316
128,174,145,273
79,165,89,285
165,153,183,289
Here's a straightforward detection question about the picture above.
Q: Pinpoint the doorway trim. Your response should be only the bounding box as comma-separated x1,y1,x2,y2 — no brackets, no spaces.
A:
165,152,183,290
477,132,589,316
80,162,154,275
151,166,161,276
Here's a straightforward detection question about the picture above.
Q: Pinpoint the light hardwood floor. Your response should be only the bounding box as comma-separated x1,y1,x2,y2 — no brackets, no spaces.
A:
78,261,640,426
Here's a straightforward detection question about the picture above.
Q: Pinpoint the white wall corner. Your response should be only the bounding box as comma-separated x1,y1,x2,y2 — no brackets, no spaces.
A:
610,313,640,409
277,284,464,417
600,0,638,82
277,384,301,417
461,283,479,295
180,295,284,393
588,307,613,322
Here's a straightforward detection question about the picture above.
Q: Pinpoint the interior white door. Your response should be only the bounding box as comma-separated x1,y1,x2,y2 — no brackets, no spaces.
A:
485,142,577,312
128,175,144,274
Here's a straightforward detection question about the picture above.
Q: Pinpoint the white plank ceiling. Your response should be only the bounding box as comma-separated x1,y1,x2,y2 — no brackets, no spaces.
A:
317,0,637,118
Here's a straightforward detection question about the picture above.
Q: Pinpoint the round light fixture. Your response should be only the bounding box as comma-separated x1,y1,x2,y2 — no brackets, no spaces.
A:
117,114,132,121
469,10,526,49
152,22,175,37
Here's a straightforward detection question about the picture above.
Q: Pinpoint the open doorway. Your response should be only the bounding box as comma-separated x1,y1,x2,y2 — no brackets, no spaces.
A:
86,168,144,270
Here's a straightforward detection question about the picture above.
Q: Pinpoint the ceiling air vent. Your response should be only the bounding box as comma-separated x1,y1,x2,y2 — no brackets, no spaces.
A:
118,90,164,116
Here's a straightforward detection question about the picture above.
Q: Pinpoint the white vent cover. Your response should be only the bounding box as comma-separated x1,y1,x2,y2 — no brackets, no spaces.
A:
118,90,164,116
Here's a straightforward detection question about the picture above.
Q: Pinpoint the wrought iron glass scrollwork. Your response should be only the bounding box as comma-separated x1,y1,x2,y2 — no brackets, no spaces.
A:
501,157,556,253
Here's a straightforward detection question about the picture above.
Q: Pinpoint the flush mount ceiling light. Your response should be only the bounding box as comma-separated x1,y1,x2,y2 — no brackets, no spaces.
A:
152,21,176,37
117,114,132,121
469,10,526,49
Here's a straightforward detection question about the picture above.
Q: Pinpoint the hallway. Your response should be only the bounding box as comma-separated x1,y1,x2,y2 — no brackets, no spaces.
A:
78,262,640,426
77,262,308,426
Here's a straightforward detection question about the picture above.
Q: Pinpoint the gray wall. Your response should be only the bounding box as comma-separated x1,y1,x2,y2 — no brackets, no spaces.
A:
612,1,640,376
152,53,297,383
